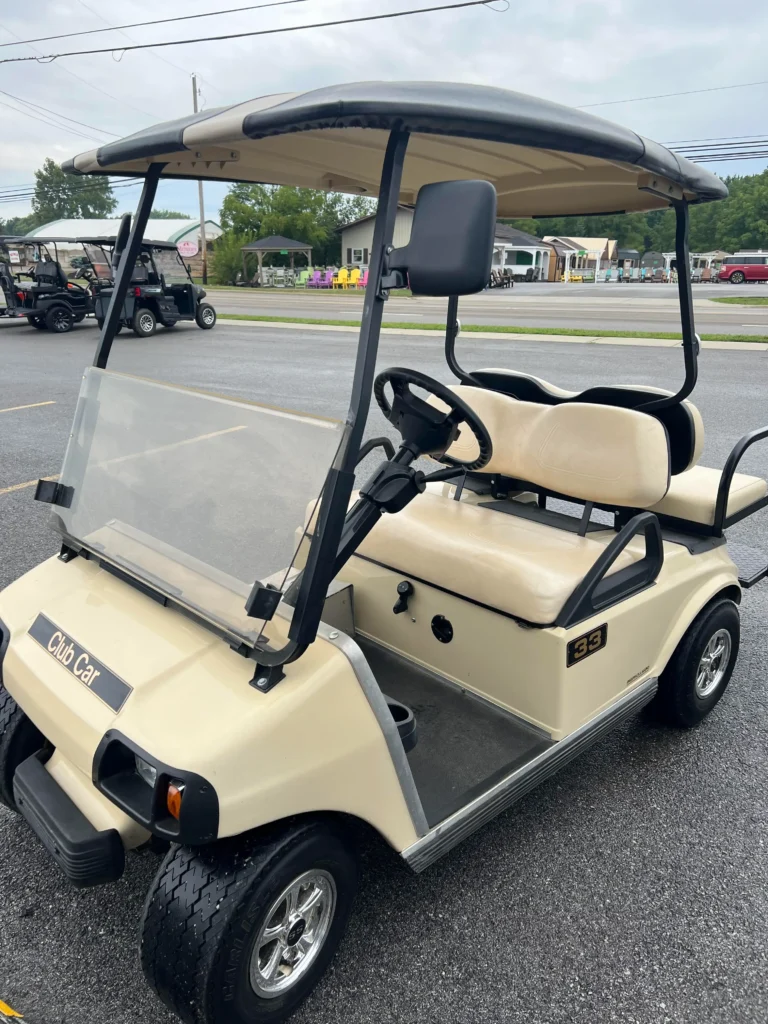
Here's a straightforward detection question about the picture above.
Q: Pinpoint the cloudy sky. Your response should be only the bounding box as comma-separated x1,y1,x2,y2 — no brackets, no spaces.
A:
1,0,767,223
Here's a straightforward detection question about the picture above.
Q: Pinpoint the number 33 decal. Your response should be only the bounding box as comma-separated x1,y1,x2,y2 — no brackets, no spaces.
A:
567,624,607,667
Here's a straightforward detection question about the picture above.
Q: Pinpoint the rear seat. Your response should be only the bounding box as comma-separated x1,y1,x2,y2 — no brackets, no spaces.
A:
356,387,671,625
469,368,767,529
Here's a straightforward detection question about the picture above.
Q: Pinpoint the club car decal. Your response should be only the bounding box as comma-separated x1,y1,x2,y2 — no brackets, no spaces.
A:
27,614,132,712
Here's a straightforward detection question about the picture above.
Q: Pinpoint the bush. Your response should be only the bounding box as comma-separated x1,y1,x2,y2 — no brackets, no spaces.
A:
210,231,249,286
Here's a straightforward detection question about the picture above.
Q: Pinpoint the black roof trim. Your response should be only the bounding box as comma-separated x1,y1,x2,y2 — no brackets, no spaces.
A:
241,234,313,250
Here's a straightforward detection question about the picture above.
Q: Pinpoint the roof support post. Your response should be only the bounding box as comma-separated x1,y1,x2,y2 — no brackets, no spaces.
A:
287,126,410,649
639,202,698,412
93,163,164,369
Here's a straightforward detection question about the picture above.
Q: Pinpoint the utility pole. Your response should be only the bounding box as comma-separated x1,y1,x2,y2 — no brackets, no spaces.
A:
191,73,208,284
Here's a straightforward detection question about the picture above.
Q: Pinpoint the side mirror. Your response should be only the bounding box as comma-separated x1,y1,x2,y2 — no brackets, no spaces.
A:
388,180,497,296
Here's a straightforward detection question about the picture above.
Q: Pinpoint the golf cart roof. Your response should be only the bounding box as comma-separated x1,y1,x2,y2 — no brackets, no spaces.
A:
12,236,85,245
62,81,727,217
77,236,180,250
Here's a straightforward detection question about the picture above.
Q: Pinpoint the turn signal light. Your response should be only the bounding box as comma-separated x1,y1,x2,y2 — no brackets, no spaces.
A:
134,286,142,296
167,781,185,820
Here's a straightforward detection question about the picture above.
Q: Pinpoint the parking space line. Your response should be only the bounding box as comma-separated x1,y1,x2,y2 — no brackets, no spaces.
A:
0,400,55,414
0,475,57,497
0,998,22,1017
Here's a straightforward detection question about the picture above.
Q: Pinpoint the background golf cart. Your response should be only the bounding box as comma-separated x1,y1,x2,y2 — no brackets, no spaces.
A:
83,236,216,337
0,236,94,333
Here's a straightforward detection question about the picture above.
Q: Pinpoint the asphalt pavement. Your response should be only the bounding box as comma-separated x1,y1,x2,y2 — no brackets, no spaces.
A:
203,281,768,335
1,320,767,1024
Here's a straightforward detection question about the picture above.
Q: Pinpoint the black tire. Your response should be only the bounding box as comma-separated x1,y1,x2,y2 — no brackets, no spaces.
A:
195,302,217,330
73,313,86,324
141,818,359,1024
652,598,740,728
132,307,157,337
0,687,44,811
730,271,746,284
44,305,74,333
27,316,47,330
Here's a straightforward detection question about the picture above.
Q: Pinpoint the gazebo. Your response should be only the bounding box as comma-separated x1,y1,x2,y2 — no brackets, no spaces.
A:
241,234,313,284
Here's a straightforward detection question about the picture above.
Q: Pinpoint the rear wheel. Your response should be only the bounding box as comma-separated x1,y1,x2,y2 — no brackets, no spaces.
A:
652,598,740,727
27,316,46,330
730,271,745,284
132,307,157,337
95,318,123,335
0,688,44,811
45,305,74,333
195,302,216,330
140,818,358,1024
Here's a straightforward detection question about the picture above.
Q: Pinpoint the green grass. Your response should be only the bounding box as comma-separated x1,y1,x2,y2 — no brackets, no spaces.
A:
710,296,768,306
216,313,768,343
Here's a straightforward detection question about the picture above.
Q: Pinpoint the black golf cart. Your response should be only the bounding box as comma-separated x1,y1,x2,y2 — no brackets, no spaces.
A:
1,236,95,332
82,235,216,337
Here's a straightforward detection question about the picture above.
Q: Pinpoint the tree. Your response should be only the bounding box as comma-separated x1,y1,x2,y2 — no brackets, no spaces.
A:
0,213,39,236
31,157,116,221
123,208,188,219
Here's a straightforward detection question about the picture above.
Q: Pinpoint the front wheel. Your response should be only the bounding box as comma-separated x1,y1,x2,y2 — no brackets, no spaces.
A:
652,598,740,727
730,271,746,284
196,302,217,330
141,818,358,1024
0,688,44,811
132,307,157,337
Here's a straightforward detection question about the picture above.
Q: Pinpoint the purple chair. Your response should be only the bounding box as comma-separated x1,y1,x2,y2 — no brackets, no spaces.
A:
306,270,322,288
319,269,334,288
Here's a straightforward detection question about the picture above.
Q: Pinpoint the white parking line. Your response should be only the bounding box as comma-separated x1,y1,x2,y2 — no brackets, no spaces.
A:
0,400,56,414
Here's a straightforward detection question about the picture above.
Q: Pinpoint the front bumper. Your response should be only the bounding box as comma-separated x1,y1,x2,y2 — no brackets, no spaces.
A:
14,752,125,889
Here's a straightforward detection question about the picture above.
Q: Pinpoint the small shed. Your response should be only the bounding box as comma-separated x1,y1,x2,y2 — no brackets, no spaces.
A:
241,235,313,283
492,224,553,281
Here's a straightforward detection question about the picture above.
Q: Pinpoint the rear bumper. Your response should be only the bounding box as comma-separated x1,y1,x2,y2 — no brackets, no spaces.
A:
14,752,125,888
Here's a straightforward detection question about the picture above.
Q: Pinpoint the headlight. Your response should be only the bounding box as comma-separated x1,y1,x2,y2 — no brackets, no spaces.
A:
135,755,157,788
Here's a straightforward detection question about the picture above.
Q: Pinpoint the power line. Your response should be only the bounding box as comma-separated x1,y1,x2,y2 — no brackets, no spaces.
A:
0,0,314,49
0,0,498,65
0,89,118,138
665,132,768,145
0,96,101,142
579,79,768,108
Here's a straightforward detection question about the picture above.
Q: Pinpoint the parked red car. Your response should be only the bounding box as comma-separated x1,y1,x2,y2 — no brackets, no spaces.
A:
718,254,768,284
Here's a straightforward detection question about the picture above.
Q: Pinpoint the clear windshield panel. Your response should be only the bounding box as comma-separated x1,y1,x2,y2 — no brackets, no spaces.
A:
153,248,192,284
54,369,345,646
83,244,113,280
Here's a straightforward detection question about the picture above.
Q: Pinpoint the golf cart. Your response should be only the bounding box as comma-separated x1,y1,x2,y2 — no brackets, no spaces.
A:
0,236,95,332
1,83,766,1024
81,234,216,336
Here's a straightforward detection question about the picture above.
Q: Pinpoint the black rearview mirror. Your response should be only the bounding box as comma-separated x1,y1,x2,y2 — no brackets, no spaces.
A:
388,180,497,296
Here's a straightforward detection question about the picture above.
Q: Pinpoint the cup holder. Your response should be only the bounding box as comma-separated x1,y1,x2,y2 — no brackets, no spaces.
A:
384,695,417,753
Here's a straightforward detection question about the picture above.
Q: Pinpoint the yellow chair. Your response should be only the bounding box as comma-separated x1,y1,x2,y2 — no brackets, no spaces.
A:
348,268,361,289
333,267,349,289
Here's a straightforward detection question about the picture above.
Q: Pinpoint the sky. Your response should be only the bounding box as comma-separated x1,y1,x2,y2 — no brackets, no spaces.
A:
1,0,767,224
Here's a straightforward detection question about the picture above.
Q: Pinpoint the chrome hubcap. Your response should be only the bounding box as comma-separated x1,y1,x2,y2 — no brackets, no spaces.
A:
202,308,215,324
139,313,154,332
249,869,336,998
695,628,731,698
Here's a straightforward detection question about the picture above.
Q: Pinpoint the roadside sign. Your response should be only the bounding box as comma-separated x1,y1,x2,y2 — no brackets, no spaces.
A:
280,249,288,255
177,240,199,258
7,250,20,264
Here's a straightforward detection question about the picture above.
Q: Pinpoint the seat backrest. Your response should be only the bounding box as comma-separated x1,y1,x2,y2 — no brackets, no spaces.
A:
439,385,671,508
33,259,67,288
468,368,704,475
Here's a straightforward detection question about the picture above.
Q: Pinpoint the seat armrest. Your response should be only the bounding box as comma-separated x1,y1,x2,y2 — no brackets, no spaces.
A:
715,426,768,532
556,512,664,628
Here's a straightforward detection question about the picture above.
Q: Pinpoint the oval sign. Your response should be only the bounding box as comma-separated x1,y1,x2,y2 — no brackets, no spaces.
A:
177,240,199,258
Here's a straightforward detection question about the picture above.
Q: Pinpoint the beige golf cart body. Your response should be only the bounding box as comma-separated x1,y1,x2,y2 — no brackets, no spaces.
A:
1,83,764,882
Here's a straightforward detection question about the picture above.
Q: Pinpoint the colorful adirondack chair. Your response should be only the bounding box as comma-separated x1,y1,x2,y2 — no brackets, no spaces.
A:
306,270,322,288
319,269,334,288
357,269,369,289
333,267,349,289
348,268,361,288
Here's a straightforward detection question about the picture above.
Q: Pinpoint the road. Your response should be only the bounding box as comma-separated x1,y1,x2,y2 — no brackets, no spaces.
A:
1,321,767,1024
201,281,768,335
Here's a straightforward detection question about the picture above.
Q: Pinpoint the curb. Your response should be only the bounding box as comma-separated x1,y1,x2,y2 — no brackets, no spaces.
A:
216,318,768,352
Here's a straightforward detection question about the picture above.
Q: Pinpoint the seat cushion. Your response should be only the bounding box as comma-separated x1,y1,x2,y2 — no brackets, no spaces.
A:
356,491,641,624
649,465,767,526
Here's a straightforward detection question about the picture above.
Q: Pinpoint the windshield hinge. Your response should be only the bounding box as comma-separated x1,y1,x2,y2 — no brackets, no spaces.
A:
249,663,285,693
377,246,406,298
34,479,74,508
244,581,282,621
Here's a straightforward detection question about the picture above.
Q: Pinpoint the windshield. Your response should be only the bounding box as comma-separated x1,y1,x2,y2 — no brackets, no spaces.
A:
153,247,191,284
83,243,113,280
53,369,345,647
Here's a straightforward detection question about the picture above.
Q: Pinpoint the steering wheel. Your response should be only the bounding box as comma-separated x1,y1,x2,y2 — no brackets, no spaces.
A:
373,367,492,471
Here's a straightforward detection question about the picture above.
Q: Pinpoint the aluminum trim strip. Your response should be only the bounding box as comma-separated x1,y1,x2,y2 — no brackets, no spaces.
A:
402,676,658,872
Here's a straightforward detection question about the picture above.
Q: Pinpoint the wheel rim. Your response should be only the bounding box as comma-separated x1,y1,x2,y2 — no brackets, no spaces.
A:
695,628,732,699
201,307,215,325
138,312,154,333
249,869,336,999
51,310,70,331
